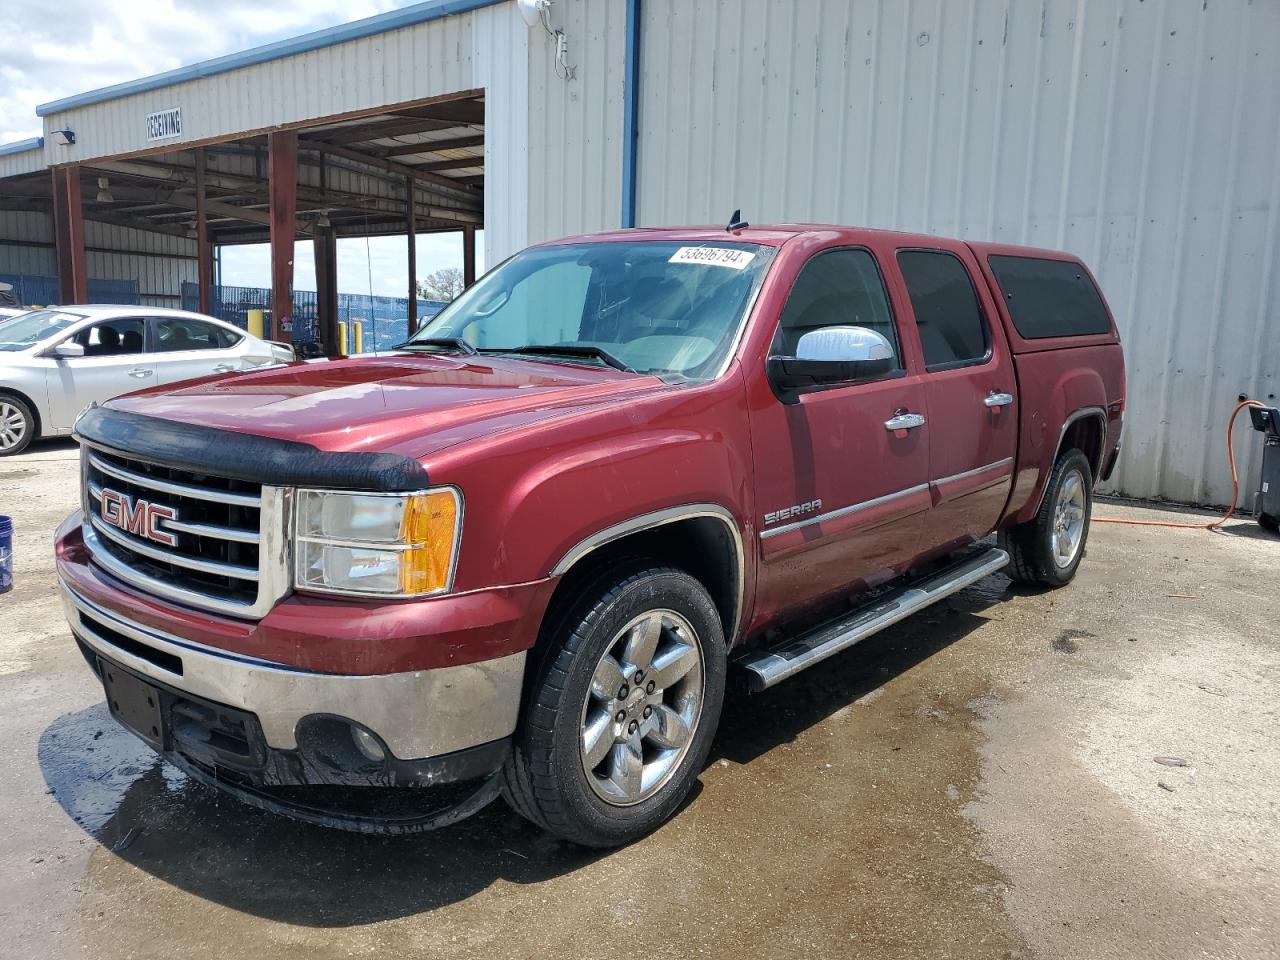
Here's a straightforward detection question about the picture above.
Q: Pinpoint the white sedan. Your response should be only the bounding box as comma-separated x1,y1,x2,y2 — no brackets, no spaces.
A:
0,306,293,455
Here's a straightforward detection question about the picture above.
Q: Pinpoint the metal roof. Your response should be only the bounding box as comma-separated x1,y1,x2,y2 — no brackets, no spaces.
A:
0,138,44,157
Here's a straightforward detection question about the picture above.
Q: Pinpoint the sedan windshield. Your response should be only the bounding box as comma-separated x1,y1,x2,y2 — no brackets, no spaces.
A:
404,240,775,379
0,309,86,352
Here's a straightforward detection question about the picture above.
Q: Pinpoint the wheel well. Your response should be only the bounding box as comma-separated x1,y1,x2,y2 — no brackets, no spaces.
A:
1061,412,1105,478
0,387,41,437
542,516,742,648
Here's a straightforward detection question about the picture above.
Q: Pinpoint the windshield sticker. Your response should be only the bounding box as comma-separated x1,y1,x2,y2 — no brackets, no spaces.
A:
668,246,756,270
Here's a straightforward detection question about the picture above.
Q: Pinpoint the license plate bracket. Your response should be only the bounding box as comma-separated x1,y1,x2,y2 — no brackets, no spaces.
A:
100,660,164,750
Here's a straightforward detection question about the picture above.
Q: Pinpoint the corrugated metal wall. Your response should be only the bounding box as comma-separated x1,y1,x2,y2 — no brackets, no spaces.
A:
635,0,1280,506
526,0,627,244
38,17,476,165
0,210,198,307
473,4,531,263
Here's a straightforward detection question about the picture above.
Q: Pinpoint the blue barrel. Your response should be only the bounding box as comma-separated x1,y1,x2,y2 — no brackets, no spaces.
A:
0,516,11,594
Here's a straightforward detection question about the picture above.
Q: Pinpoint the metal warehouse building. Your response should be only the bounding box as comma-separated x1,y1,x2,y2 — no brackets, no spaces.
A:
1,0,1277,507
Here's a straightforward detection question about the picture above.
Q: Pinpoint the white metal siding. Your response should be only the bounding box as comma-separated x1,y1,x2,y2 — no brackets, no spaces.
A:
636,0,1280,506
0,211,198,306
526,0,627,244
39,17,476,164
473,4,531,262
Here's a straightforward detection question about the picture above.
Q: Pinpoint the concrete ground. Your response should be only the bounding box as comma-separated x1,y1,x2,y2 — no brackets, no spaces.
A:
1,438,1276,960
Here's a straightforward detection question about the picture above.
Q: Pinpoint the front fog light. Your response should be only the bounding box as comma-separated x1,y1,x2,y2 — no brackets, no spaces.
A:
351,726,386,762
295,487,460,597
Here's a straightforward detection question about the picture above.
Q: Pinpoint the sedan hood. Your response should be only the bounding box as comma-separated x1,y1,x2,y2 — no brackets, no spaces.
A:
105,353,667,459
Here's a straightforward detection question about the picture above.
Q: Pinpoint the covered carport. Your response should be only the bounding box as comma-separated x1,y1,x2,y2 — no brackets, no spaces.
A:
0,92,484,354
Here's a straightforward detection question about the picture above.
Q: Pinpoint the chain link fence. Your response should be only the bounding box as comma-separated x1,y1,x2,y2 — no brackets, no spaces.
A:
181,283,447,352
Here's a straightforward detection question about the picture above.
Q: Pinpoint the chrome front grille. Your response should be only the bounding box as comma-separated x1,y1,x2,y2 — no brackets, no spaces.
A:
81,445,291,619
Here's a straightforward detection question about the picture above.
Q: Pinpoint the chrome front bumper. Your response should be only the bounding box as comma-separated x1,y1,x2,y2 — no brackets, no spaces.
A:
59,579,525,761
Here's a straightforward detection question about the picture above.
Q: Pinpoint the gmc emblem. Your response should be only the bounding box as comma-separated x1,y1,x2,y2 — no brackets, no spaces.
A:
99,488,178,547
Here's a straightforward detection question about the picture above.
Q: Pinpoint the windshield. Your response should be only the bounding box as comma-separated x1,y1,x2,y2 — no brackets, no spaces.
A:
405,240,775,379
0,309,86,352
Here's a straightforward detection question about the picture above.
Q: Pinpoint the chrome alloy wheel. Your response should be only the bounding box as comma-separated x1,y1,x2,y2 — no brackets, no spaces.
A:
1051,469,1088,568
0,402,27,451
579,609,705,806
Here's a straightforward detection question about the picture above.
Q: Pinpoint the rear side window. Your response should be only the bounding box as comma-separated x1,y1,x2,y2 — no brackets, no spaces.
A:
897,250,989,369
987,255,1112,339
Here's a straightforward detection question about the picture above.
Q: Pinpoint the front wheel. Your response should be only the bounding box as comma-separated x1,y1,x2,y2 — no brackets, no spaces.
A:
999,448,1094,588
502,563,726,847
0,396,35,457
1260,512,1279,534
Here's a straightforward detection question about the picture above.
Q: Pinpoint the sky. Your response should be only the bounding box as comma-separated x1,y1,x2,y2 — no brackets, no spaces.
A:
1,0,407,142
3,0,483,296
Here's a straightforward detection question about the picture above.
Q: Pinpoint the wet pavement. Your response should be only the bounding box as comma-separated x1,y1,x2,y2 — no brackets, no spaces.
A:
1,438,1277,959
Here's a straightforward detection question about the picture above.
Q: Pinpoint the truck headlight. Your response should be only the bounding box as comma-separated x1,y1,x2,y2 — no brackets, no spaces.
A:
294,488,461,597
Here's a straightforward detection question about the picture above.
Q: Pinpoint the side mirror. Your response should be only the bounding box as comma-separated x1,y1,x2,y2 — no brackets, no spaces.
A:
768,325,896,391
53,342,85,359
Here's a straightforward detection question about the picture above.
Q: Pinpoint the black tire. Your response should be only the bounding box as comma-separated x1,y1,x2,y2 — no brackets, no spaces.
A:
501,562,726,848
1259,512,1280,534
999,448,1094,588
0,394,36,457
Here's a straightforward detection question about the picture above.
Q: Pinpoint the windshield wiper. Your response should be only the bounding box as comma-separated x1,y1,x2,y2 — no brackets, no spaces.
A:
396,337,477,355
487,344,635,372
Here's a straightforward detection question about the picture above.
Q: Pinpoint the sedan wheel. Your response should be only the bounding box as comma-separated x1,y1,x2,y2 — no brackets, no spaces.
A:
0,399,32,455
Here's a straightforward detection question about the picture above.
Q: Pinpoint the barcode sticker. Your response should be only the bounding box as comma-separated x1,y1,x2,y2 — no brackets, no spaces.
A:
668,246,755,270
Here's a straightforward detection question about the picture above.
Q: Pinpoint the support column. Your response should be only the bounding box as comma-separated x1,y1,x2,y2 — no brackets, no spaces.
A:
463,224,476,289
406,176,418,332
51,167,88,304
268,130,299,342
314,227,340,358
195,148,213,315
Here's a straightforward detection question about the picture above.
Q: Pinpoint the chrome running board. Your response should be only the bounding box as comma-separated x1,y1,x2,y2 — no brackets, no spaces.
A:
735,546,1009,692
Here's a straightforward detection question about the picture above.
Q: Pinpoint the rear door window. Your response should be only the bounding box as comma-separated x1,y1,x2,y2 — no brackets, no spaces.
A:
897,250,989,369
987,255,1112,339
155,317,229,352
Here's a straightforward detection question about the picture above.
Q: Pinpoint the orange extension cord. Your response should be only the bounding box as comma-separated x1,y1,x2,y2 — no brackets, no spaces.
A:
1092,398,1265,530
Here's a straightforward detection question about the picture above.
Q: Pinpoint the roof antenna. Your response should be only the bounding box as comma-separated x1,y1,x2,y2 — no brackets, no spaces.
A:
726,209,749,232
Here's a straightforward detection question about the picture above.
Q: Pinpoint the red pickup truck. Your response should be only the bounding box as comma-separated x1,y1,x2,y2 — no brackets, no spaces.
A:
55,224,1124,846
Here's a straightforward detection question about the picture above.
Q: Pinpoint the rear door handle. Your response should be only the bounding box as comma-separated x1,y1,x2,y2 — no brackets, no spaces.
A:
984,391,1014,408
213,364,236,373
884,411,926,431
128,368,153,379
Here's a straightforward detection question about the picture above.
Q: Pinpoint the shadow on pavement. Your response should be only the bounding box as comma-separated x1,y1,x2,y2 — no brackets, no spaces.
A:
38,574,1010,927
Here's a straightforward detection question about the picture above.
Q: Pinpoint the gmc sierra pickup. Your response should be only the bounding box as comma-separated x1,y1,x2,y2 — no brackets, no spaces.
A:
55,224,1125,846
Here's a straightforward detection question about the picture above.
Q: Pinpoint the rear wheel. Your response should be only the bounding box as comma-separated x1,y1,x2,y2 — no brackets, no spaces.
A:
0,396,35,456
999,448,1093,588
502,563,725,847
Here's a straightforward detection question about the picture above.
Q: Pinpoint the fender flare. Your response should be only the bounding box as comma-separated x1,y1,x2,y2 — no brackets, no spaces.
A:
550,503,746,642
1031,406,1107,515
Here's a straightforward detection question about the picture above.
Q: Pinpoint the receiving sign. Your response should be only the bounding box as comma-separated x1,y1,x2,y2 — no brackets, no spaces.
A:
668,246,755,270
146,108,183,142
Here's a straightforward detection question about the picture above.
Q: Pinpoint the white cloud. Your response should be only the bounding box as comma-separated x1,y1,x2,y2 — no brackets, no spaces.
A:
2,0,407,142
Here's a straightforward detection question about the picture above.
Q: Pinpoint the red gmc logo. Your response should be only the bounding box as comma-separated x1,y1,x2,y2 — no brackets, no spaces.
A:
100,488,178,547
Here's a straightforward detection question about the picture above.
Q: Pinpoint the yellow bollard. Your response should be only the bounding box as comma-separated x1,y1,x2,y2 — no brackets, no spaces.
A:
247,309,265,339
337,321,348,356
353,321,364,354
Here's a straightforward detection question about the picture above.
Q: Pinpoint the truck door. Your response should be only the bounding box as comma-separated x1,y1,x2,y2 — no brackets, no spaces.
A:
893,245,1017,552
749,246,932,621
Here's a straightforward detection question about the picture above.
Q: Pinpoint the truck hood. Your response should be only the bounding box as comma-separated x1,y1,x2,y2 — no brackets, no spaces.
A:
106,353,668,459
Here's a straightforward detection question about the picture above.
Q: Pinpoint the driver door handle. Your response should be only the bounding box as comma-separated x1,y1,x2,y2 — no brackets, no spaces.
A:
213,364,236,373
128,368,153,379
984,390,1014,408
884,410,926,431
